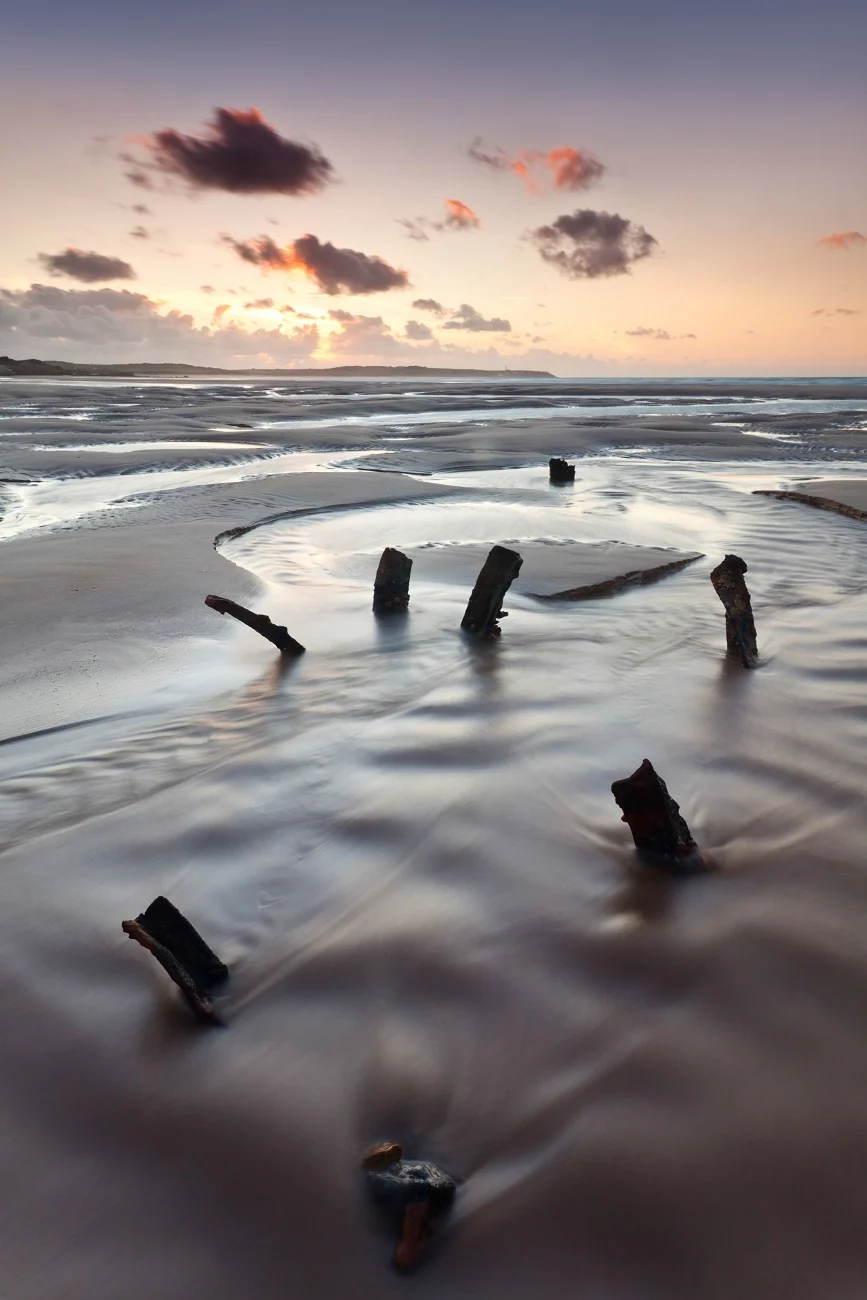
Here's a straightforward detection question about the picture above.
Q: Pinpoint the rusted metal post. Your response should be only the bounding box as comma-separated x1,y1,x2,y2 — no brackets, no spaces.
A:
709,554,758,667
373,547,412,612
460,545,523,638
549,457,575,483
611,759,702,871
205,594,305,655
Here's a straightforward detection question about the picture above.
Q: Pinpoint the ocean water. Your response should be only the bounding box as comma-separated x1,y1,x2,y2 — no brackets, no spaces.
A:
1,376,866,1299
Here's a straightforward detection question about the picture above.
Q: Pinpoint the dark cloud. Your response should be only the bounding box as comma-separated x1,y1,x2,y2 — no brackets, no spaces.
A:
467,138,605,192
129,226,150,240
811,306,861,316
412,298,446,315
244,297,275,309
37,248,137,284
0,282,318,365
529,210,658,279
132,203,151,216
442,303,511,333
129,107,334,196
817,231,866,251
224,232,409,295
405,319,433,340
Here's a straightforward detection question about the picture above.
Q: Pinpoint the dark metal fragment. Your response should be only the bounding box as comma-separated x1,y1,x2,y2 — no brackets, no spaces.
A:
549,457,576,483
373,547,412,613
460,544,523,638
362,1142,457,1273
205,594,305,655
611,759,700,871
709,554,758,667
122,896,227,1026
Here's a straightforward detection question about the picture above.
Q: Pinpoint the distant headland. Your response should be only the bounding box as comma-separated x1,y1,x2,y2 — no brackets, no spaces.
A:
0,356,554,380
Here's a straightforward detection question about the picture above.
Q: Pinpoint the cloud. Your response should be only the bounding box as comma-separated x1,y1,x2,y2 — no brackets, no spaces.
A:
130,226,150,240
36,248,137,284
244,297,274,309
816,231,866,251
399,198,480,241
326,309,400,356
212,303,231,322
201,284,215,294
131,203,150,215
625,326,696,340
405,319,433,340
223,232,409,295
529,210,658,279
467,137,605,192
412,297,446,315
811,306,861,316
442,303,511,332
0,282,319,366
125,107,335,197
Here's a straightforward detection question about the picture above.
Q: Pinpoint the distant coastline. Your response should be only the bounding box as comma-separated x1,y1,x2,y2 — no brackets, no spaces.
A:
0,355,554,380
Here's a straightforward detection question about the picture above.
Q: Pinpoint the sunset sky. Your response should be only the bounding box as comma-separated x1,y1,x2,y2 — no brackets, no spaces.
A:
1,0,865,375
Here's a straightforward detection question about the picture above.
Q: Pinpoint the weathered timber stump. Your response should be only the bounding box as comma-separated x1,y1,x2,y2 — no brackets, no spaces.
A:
122,896,228,1026
549,457,576,484
373,547,412,613
611,759,702,872
460,544,523,638
362,1142,457,1273
709,554,758,667
205,594,305,655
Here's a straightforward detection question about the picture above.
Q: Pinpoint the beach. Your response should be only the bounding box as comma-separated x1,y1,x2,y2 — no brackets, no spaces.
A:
2,374,867,1299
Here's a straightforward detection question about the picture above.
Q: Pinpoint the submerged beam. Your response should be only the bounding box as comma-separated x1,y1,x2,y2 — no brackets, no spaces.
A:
709,554,758,667
549,457,576,484
460,544,523,638
205,594,305,655
611,759,702,872
122,896,228,1026
373,547,412,613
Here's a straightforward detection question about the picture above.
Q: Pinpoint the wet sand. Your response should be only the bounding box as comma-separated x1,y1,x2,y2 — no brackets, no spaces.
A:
1,376,867,1300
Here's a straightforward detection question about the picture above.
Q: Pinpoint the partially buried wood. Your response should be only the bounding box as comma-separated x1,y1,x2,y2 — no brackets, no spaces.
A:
205,593,305,655
709,554,758,667
122,896,228,1026
373,547,412,612
549,457,575,483
362,1142,457,1273
611,759,703,872
460,544,523,638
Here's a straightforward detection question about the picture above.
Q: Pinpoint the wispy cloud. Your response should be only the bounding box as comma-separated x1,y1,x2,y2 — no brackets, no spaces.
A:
411,298,446,316
625,326,696,340
37,248,137,283
123,107,335,197
816,231,866,251
222,233,409,295
399,198,481,241
529,210,658,279
810,306,861,316
467,138,605,192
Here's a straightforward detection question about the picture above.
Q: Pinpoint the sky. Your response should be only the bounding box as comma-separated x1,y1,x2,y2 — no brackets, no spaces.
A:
0,0,865,375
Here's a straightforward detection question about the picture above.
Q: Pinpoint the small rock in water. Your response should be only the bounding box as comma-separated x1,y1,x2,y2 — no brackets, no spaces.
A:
362,1142,457,1272
549,457,576,483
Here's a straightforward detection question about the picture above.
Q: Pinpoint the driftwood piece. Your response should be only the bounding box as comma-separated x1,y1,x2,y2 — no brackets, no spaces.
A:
373,547,412,612
460,545,523,638
549,457,576,483
205,594,305,655
122,896,228,1026
362,1142,457,1273
611,759,701,871
709,554,758,667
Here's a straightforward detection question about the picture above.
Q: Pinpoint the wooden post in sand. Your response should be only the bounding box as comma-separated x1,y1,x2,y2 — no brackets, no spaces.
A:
373,547,412,613
549,457,575,484
122,896,228,1026
205,594,305,655
461,545,523,638
611,759,703,871
709,554,758,667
